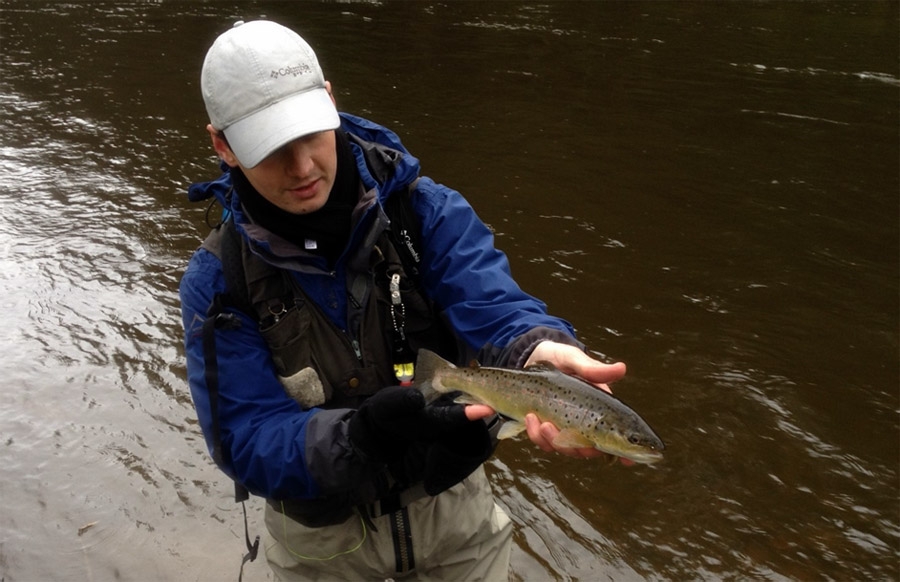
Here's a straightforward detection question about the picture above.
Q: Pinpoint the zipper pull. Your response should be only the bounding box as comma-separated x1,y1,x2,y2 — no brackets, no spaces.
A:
390,273,401,306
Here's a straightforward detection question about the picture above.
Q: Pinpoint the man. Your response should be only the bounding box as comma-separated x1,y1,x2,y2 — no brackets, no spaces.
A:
180,20,629,581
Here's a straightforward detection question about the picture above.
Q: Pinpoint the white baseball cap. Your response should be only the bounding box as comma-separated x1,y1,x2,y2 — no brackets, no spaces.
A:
201,20,340,168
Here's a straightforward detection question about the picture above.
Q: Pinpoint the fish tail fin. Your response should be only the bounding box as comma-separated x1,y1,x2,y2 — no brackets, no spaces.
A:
414,349,455,401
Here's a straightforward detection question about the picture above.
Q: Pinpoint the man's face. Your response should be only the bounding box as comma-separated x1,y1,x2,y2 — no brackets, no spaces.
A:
211,128,338,215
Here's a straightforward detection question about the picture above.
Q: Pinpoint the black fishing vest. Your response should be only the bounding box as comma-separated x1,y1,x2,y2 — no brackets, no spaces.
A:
201,188,460,411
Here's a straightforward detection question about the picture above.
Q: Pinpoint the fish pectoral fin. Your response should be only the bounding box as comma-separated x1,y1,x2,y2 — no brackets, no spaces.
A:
552,429,594,449
452,393,485,406
496,420,527,440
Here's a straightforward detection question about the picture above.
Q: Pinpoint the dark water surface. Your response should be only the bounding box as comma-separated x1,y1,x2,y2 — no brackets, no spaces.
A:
1,2,897,581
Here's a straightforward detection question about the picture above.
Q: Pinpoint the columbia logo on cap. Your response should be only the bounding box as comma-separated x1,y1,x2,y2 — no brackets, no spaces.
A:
271,64,313,79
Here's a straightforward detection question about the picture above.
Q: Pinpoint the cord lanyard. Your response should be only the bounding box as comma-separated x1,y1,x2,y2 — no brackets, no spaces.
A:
389,273,415,386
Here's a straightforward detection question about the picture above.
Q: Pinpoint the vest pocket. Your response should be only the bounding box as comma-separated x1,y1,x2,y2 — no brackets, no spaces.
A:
260,301,393,408
329,365,384,400
260,306,313,381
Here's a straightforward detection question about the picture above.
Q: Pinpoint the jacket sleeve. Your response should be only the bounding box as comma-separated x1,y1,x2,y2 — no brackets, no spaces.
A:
179,248,379,501
410,178,583,367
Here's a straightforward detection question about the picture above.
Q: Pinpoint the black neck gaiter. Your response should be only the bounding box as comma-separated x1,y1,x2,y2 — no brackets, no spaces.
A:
234,129,360,266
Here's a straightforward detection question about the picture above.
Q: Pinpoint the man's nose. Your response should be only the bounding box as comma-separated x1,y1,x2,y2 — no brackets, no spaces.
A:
284,141,314,176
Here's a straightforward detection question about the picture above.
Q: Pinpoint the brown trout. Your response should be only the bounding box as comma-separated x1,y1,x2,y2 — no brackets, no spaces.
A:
415,349,664,464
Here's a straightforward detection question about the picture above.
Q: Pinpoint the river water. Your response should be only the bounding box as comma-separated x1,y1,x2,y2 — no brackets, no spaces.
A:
1,2,897,581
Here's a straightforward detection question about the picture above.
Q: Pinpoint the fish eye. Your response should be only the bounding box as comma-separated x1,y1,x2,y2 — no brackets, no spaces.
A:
627,435,641,445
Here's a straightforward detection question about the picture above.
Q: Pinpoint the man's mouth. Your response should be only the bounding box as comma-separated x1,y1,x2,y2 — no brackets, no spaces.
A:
289,179,319,197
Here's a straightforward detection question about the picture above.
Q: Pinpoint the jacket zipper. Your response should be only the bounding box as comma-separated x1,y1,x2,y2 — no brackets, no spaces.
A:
347,287,364,363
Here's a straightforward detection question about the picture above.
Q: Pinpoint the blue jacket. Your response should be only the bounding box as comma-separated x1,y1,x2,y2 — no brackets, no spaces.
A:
179,113,580,501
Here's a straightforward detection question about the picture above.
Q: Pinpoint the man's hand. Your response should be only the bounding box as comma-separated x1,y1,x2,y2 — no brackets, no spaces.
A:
523,341,633,465
525,341,626,391
348,387,495,494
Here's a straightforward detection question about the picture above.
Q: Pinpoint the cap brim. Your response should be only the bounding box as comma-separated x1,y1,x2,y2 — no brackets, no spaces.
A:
223,87,340,168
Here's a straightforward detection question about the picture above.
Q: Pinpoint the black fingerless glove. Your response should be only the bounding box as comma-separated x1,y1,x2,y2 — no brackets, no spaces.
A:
347,386,428,463
347,387,495,496
421,406,494,495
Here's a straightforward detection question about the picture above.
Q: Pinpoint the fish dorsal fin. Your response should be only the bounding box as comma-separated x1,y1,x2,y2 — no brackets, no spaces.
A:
523,360,559,373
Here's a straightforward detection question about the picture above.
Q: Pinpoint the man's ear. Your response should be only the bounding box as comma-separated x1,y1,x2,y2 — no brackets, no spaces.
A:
325,81,336,107
207,124,239,167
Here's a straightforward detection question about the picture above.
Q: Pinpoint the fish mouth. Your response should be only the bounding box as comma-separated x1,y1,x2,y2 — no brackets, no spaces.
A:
601,434,665,465
598,446,664,465
625,449,664,465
